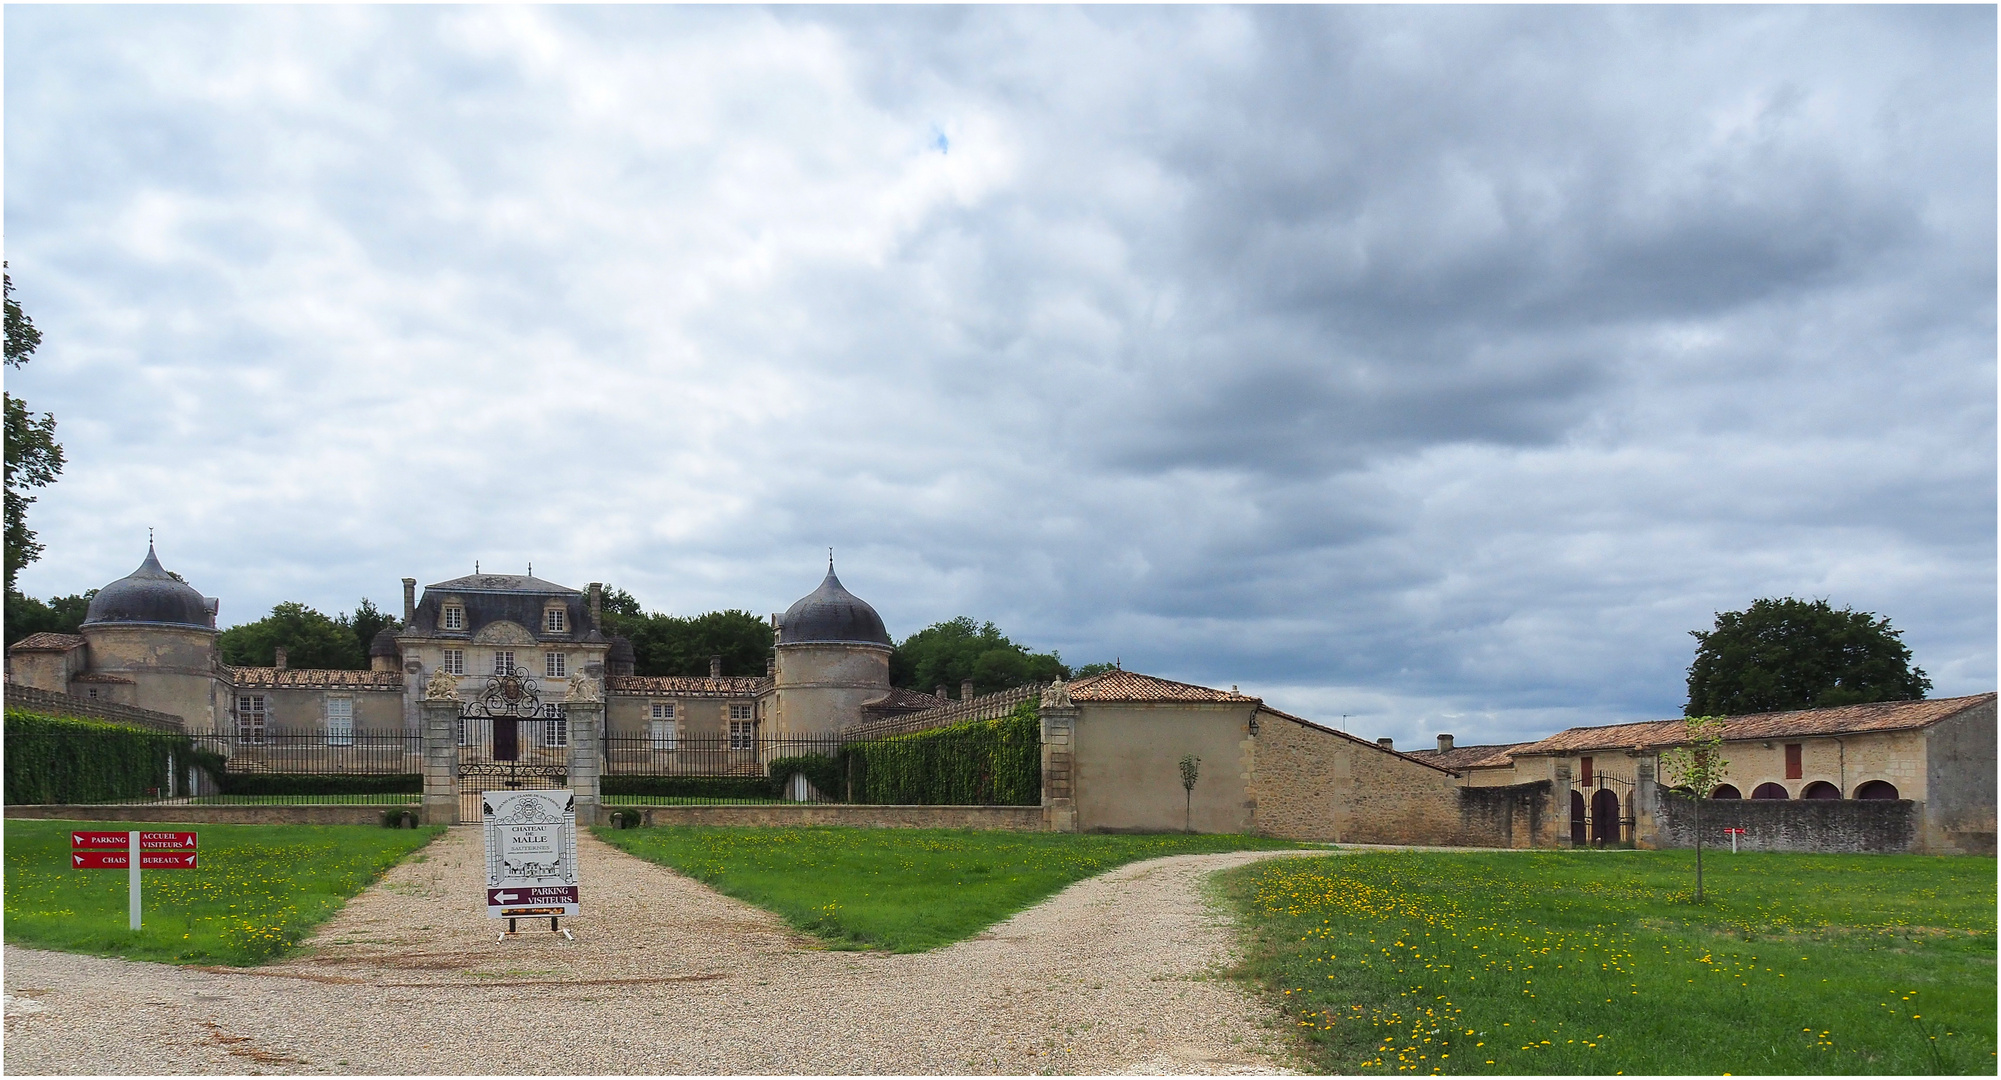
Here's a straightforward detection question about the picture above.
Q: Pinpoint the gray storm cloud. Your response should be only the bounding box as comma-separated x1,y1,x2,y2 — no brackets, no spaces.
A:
5,5,1991,745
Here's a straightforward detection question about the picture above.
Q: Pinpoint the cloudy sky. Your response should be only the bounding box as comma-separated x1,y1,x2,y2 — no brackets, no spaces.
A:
6,6,1993,745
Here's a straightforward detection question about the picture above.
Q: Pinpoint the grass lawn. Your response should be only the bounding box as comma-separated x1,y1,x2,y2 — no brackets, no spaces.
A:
4,818,441,966
1222,849,1997,1075
595,824,1304,952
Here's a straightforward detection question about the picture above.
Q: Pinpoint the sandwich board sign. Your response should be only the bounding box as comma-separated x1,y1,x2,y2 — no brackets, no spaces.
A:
482,789,580,924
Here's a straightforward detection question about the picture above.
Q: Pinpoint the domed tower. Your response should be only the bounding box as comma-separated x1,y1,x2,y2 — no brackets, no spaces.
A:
369,627,402,672
77,543,227,731
770,561,894,737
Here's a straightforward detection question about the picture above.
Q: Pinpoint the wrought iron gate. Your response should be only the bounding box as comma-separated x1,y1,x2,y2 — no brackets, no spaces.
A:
458,666,567,820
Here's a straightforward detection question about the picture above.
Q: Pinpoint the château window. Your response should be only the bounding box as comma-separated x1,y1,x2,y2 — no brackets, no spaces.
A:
1784,743,1803,780
326,698,353,746
1579,756,1593,786
441,649,465,676
729,702,753,721
545,606,567,633
545,652,566,678
544,705,568,748
442,604,465,631
493,650,515,675
729,720,755,751
650,702,675,720
237,695,267,744
650,719,679,750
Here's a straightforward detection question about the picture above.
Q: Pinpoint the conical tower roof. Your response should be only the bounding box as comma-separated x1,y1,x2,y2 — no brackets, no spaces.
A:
778,562,891,647
82,544,213,629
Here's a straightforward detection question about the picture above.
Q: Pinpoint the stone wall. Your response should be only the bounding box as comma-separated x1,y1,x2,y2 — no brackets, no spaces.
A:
4,683,187,732
6,803,397,826
630,803,1046,830
1250,709,1530,845
1456,781,1553,848
1071,702,1256,833
1653,789,1920,853
1925,698,1997,854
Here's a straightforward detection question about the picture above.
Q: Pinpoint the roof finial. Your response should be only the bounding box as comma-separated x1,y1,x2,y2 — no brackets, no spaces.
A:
475,559,480,574
528,560,532,577
148,526,154,549
828,546,834,572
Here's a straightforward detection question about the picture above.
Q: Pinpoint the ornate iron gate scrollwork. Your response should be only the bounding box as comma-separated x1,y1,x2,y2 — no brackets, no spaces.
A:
459,666,567,799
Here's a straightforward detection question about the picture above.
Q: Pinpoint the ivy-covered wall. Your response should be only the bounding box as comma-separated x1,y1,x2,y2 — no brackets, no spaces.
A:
4,709,191,805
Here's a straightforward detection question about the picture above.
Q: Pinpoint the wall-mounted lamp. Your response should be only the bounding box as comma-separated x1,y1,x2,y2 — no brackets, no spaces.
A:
1247,714,1259,735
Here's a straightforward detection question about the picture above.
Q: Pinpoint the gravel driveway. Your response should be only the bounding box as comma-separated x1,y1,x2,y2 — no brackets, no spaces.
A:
4,826,1314,1075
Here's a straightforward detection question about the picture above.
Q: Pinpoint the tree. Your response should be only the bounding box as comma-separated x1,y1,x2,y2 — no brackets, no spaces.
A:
1071,661,1117,680
889,617,1068,697
348,598,395,661
219,602,367,670
1657,715,1730,902
1685,597,1930,717
598,593,774,677
4,269,63,591
4,588,93,647
1178,754,1201,833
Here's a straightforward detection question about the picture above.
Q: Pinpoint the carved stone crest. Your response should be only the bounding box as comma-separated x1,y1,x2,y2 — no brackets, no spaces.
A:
1041,678,1071,710
424,666,460,701
567,672,602,703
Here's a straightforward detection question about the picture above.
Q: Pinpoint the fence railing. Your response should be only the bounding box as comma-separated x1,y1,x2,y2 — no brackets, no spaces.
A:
5,683,187,733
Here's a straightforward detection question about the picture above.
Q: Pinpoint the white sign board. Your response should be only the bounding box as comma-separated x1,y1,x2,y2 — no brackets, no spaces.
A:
482,789,581,918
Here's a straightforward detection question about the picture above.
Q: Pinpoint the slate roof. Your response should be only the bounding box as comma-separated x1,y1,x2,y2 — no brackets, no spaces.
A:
228,667,405,690
425,573,580,595
1064,669,1259,704
777,566,892,647
1405,743,1531,770
1510,694,1996,755
8,632,85,653
83,544,214,629
608,675,770,698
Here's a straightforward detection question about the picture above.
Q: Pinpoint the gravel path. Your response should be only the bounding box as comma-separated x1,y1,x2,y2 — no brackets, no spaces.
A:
4,827,1316,1075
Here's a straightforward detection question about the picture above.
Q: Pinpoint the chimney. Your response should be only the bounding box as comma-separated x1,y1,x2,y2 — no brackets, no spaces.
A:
588,583,603,629
1376,736,1393,750
274,646,288,671
960,679,975,700
935,684,948,701
710,655,723,679
204,598,219,629
1437,734,1454,753
766,655,776,677
402,578,417,625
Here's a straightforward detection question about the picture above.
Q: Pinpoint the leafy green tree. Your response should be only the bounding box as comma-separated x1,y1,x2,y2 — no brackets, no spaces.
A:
219,602,366,670
4,589,93,647
347,597,395,660
1686,597,1931,716
598,592,773,677
1071,661,1117,680
4,269,63,591
889,616,1068,698
1657,715,1730,902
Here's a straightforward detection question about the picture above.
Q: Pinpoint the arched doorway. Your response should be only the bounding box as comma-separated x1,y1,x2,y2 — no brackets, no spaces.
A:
1751,782,1789,800
1801,781,1841,800
1570,789,1588,846
1591,787,1622,845
1711,784,1741,799
1856,780,1900,800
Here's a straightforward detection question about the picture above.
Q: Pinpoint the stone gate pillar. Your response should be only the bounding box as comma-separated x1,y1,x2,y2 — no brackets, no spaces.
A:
565,670,604,827
1040,681,1078,833
419,676,460,825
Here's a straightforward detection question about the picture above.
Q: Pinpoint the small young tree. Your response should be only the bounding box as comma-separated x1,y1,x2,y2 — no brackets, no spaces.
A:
1656,715,1730,902
1178,754,1200,832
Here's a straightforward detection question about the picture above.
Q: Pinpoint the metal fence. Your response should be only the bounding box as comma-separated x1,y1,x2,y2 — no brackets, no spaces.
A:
3,726,423,806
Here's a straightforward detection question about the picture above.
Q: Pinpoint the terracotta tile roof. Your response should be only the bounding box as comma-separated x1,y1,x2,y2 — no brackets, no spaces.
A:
1065,669,1259,704
8,632,85,653
1511,693,1996,755
607,675,770,698
862,686,948,716
1255,706,1458,774
228,667,405,690
1406,743,1531,770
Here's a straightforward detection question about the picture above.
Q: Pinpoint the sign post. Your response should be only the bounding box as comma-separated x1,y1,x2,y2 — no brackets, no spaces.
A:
1724,826,1745,853
70,831,198,930
481,789,579,939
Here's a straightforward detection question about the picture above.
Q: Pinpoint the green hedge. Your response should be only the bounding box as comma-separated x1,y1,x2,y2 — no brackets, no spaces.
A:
843,700,1041,806
766,753,845,799
602,775,773,800
4,710,193,805
218,773,421,796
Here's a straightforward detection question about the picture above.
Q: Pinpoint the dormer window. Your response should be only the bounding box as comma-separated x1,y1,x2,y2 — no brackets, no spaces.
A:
544,605,567,633
442,604,465,631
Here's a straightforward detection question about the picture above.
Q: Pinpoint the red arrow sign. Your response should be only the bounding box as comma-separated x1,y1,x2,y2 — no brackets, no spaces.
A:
138,832,198,849
71,832,130,850
71,851,198,869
